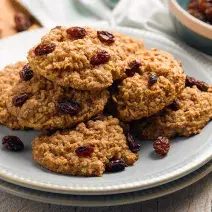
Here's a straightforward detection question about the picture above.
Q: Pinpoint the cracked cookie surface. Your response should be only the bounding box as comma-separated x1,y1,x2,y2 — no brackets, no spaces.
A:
113,49,186,121
28,26,145,91
32,116,138,177
0,62,25,129
6,73,109,130
137,86,212,140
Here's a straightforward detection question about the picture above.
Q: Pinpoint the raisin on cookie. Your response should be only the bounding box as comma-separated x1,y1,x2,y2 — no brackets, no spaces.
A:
6,73,109,130
27,26,144,91
0,62,26,129
32,116,139,177
113,49,186,121
138,86,212,140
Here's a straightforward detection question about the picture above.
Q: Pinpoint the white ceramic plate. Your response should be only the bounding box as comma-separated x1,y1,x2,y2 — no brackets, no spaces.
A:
0,26,211,195
0,160,211,207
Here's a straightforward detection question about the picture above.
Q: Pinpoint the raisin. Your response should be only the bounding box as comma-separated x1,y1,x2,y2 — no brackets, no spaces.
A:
19,64,34,81
187,0,198,9
187,0,212,24
12,93,30,107
14,13,31,32
188,8,207,21
105,160,125,173
97,31,115,44
58,99,81,115
34,43,56,56
126,60,141,77
186,76,208,91
185,75,197,87
90,50,110,65
127,71,134,79
196,80,209,91
2,136,24,151
75,146,94,157
153,136,170,156
167,99,180,111
198,0,211,13
148,72,158,86
66,27,86,39
127,133,141,153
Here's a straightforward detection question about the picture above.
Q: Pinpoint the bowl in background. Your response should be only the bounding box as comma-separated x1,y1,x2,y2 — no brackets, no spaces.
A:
169,0,212,55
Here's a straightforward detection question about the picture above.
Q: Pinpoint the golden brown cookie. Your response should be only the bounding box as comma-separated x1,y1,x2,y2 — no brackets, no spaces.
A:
6,73,109,130
137,86,212,140
0,62,26,129
32,116,139,177
27,26,144,91
113,49,186,121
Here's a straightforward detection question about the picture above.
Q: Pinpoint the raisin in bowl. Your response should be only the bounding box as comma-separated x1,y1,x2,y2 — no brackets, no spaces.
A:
169,0,212,55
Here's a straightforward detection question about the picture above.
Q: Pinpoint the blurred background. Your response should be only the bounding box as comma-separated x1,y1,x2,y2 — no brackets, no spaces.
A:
0,0,211,55
0,0,40,37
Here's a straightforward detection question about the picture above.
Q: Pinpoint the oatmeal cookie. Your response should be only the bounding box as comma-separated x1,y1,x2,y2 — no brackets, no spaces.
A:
27,26,144,91
0,62,26,129
6,73,109,130
138,86,212,140
32,116,139,177
113,49,186,121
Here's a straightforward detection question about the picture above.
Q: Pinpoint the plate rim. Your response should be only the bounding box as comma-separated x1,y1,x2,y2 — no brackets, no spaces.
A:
0,160,211,207
0,25,211,195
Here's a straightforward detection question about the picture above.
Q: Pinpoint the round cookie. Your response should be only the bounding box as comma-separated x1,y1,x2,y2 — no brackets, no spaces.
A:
27,26,145,91
6,73,109,130
32,116,139,177
137,86,212,140
0,62,26,129
113,49,186,121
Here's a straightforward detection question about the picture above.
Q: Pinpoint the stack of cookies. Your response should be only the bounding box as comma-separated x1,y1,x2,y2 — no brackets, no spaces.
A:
1,26,211,177
112,49,212,140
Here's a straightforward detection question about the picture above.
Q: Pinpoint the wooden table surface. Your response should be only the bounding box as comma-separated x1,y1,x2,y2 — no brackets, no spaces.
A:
0,1,211,212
